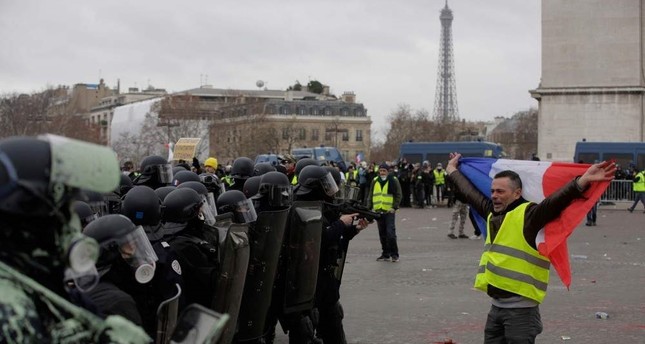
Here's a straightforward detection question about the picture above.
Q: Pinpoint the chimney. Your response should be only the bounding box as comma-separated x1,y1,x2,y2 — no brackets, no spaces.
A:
322,85,330,96
341,91,356,103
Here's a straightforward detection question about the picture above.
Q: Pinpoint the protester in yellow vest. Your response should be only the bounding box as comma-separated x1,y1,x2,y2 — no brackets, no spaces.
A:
628,168,645,213
366,163,402,262
433,163,447,205
345,165,359,187
446,153,615,343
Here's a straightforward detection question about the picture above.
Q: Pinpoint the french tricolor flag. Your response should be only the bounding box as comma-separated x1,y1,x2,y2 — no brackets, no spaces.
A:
458,158,610,288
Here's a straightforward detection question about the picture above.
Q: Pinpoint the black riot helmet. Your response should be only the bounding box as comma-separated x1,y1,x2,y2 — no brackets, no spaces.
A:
216,190,258,224
154,186,176,202
83,214,158,284
295,158,319,177
172,170,200,186
257,171,292,208
172,166,188,176
121,186,161,226
253,163,276,176
118,174,133,196
177,181,218,225
73,201,99,230
162,188,203,224
81,189,109,216
295,165,339,197
134,155,173,188
243,176,262,199
231,157,254,180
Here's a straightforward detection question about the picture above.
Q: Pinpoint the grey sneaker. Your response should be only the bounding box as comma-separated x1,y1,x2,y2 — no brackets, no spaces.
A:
391,256,400,262
469,235,481,240
447,233,458,239
376,255,390,261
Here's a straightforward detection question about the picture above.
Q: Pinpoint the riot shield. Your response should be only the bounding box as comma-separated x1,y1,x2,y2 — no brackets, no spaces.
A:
156,283,182,344
170,304,229,344
234,208,290,342
211,223,250,344
333,239,351,283
283,201,323,314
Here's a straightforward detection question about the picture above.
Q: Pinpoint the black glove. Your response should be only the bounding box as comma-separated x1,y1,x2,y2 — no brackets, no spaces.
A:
192,157,200,169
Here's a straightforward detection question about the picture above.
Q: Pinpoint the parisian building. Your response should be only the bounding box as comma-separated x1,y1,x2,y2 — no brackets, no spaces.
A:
179,86,372,163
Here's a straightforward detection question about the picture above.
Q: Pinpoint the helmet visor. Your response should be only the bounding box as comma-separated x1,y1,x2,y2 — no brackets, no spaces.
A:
44,134,120,193
232,198,258,223
320,172,340,196
153,164,174,184
258,184,292,207
0,152,18,199
201,193,218,226
116,226,158,268
337,185,360,201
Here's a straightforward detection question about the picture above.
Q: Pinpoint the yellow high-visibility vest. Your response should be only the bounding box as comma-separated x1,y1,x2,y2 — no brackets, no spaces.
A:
372,177,394,211
291,174,298,186
474,202,551,304
434,170,445,185
634,172,645,192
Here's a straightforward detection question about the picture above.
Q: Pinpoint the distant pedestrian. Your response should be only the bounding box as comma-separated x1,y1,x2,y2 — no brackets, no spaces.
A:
447,200,469,239
367,163,402,262
628,167,645,213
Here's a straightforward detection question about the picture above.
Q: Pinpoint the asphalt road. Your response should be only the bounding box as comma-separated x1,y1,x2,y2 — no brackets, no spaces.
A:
274,203,645,344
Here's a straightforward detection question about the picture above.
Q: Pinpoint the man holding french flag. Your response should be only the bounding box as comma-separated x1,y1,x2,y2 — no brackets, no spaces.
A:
446,153,615,344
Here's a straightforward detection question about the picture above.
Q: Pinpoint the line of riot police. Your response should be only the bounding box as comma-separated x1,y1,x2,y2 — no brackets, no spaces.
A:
0,134,371,344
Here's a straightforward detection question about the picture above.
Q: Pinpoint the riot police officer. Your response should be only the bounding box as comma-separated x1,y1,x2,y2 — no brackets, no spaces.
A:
133,155,174,190
0,134,149,343
297,165,369,344
235,172,292,344
120,185,186,335
254,162,276,176
229,157,255,191
162,188,221,308
83,214,157,327
172,169,201,186
73,201,99,230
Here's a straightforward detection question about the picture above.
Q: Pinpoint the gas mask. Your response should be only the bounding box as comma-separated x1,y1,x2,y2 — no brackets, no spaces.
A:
116,225,159,284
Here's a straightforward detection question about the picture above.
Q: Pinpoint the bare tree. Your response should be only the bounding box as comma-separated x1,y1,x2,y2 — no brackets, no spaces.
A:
1,89,101,142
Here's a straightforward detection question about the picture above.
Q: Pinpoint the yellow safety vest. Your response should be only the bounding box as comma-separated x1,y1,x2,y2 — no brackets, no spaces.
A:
372,177,394,212
634,172,645,192
345,170,358,182
474,202,551,304
434,170,445,185
291,174,298,185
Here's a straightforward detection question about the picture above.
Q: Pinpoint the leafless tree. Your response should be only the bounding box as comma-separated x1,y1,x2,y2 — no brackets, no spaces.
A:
1,89,101,142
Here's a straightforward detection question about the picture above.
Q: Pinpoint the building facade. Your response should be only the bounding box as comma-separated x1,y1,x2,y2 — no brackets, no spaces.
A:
180,86,372,163
531,0,645,161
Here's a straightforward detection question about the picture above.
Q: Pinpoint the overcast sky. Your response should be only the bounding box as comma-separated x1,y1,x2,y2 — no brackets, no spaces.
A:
0,0,541,141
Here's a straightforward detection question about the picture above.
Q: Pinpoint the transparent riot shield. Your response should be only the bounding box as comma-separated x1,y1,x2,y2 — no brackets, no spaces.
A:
234,208,290,342
211,223,250,344
156,283,182,344
282,201,323,314
170,304,229,344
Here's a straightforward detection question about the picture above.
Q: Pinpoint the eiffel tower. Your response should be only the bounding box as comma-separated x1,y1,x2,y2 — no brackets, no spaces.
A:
433,0,459,123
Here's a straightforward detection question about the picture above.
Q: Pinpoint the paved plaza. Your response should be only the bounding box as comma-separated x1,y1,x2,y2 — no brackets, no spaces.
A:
275,203,645,343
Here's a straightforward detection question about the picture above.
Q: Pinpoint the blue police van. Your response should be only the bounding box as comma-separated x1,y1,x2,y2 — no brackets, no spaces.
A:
292,146,347,172
399,141,505,167
573,141,645,168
